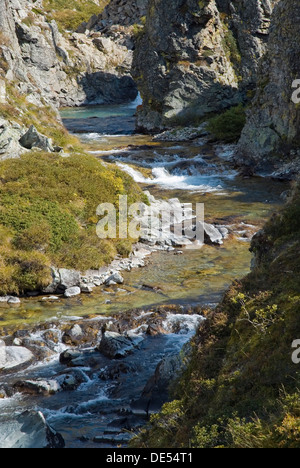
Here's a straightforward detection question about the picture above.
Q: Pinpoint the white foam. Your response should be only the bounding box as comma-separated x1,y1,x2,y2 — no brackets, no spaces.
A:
162,313,205,335
116,163,219,192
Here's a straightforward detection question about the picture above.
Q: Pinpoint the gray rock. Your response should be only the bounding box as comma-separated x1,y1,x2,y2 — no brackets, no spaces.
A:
0,410,65,448
7,296,21,304
0,341,34,373
80,283,95,293
59,349,83,366
132,0,276,132
59,269,81,290
64,287,81,298
131,354,182,415
195,222,223,245
59,348,101,368
105,272,124,285
0,296,10,303
19,125,54,152
41,296,60,302
97,332,136,359
42,267,61,294
236,0,300,176
62,324,84,346
13,379,62,396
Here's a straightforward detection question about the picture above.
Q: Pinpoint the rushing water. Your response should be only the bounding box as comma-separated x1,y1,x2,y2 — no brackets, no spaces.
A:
0,98,289,448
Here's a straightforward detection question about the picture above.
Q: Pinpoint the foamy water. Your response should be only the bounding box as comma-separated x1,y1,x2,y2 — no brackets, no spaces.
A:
116,163,222,192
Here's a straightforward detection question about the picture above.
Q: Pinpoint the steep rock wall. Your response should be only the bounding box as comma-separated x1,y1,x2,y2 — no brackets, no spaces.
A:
236,0,300,177
132,0,278,132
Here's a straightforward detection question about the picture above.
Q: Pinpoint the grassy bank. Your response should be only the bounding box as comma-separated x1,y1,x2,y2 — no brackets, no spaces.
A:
42,0,109,32
131,184,300,448
0,82,144,295
0,150,144,295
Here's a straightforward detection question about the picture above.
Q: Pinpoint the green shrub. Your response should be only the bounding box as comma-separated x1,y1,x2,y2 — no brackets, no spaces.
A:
0,151,143,294
207,104,246,142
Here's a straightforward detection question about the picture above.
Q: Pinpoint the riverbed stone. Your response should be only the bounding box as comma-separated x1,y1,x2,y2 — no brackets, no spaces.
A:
0,410,65,448
62,324,84,346
80,283,95,293
0,296,10,303
105,272,124,286
0,341,34,373
13,379,62,396
7,296,21,305
195,222,224,245
97,332,136,359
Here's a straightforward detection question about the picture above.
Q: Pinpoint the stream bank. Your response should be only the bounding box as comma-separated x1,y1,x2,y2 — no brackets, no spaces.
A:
0,99,290,448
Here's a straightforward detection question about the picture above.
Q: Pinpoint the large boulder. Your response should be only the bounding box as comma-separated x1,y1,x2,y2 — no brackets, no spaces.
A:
131,354,182,415
105,272,124,286
0,411,65,448
19,125,55,152
43,268,81,294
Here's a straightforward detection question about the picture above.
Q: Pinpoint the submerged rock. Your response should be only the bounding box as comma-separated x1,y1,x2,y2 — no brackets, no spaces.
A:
0,411,65,449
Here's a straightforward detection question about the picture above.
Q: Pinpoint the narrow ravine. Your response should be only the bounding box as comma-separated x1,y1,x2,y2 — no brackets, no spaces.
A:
0,98,289,448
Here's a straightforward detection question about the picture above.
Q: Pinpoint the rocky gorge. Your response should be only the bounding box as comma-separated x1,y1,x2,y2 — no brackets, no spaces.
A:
0,0,299,451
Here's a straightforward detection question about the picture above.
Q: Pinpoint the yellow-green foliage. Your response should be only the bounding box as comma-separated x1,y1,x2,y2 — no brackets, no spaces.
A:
131,185,300,448
207,104,246,142
0,82,82,153
0,79,146,294
43,0,110,32
0,150,143,294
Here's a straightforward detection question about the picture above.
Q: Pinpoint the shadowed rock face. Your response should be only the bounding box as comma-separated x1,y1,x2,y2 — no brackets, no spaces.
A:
132,0,278,133
236,0,300,176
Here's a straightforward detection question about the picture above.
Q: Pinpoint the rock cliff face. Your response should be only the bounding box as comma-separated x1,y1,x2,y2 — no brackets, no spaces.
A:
0,0,139,109
236,0,300,177
132,0,278,132
80,0,149,31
